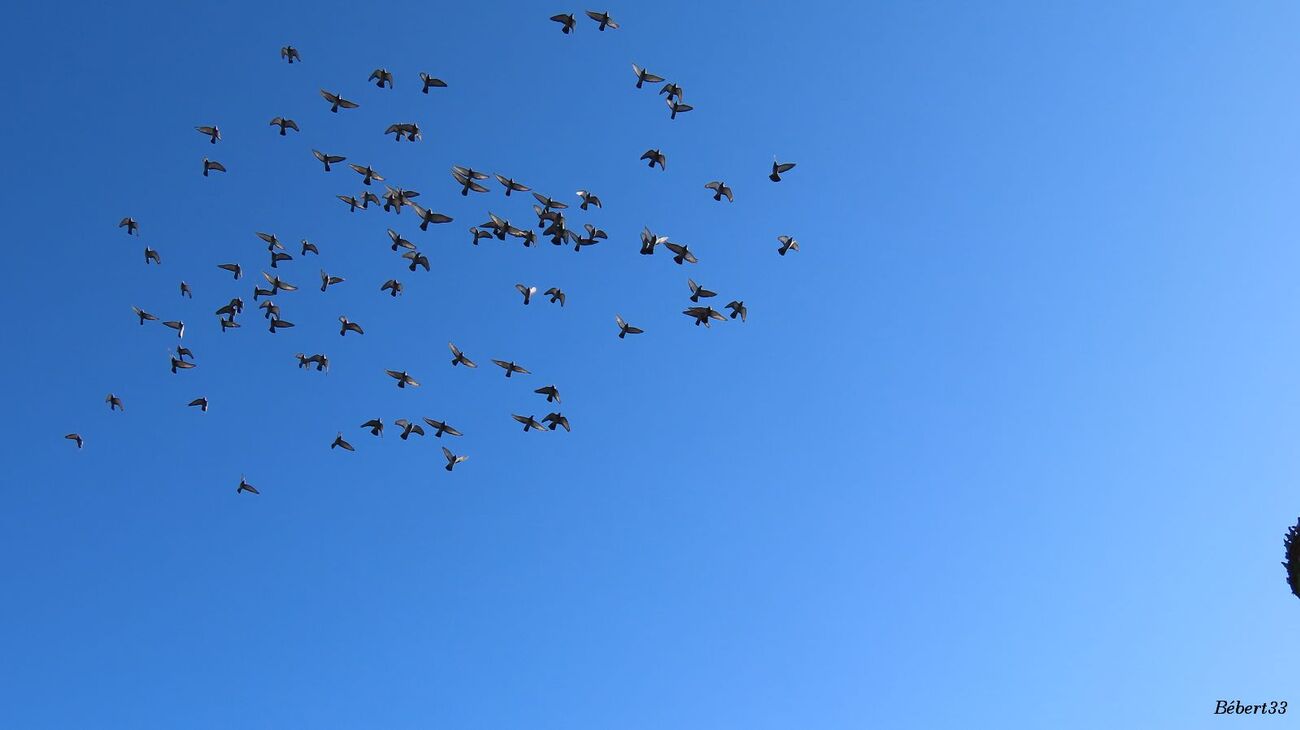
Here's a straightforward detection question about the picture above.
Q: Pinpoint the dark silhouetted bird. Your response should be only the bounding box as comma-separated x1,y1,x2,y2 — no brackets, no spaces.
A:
270,250,293,268
270,117,299,136
65,433,83,449
442,446,468,471
495,174,531,196
615,314,643,338
664,242,698,265
381,279,403,297
170,354,195,373
179,281,192,298
493,359,529,378
419,72,447,93
452,165,491,196
535,385,561,403
683,306,726,327
666,98,693,119
331,433,355,451
176,345,194,361
162,320,185,338
312,149,346,172
217,263,242,279
106,394,123,411
777,235,799,256
119,217,139,235
725,300,747,321
360,418,384,437
386,369,420,388
1285,519,1300,599
319,89,358,113
640,148,666,170
188,397,208,412
268,317,294,333
585,10,618,30
402,250,430,272
576,190,602,210
516,284,537,305
195,125,220,144
280,46,301,63
543,412,571,432
301,239,318,256
449,342,477,368
513,414,545,432
423,418,463,438
660,82,684,101
469,227,494,245
705,181,733,202
388,228,415,251
132,306,158,325
261,272,297,294
369,68,395,88
769,159,796,182
144,247,161,265
237,475,260,494
410,203,453,231
203,158,226,176
394,419,426,440
640,227,666,256
688,278,717,302
550,13,576,33
532,192,568,211
632,63,664,88
544,287,565,306
349,163,384,186
339,316,364,336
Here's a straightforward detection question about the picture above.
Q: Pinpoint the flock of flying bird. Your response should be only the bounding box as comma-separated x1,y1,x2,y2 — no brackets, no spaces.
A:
66,11,801,494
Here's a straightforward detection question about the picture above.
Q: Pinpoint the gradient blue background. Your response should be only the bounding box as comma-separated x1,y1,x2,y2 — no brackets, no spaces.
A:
2,1,1298,727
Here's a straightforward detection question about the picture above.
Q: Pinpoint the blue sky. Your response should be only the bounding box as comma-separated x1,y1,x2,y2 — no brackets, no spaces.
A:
3,1,1300,727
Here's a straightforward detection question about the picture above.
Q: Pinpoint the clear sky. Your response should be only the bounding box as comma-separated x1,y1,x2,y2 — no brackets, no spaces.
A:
2,1,1299,727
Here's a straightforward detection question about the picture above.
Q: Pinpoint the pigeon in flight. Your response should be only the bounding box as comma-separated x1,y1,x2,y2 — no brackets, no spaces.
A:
402,250,430,272
493,360,530,378
409,203,453,231
769,159,797,182
512,414,546,432
280,46,301,63
688,278,717,302
267,317,294,334
777,235,799,256
170,353,196,373
585,10,618,30
269,117,300,136
442,446,468,472
666,98,693,120
261,271,297,294
516,284,537,305
532,192,569,211
162,320,185,338
188,397,208,412
380,279,403,297
179,281,193,298
301,239,318,256
65,433,83,449
452,165,491,196
312,149,346,172
725,300,747,321
144,247,162,265
632,64,664,89
319,89,359,113
202,158,226,176
544,287,566,306
394,419,426,440
360,419,384,437
576,190,602,210
385,122,421,142
256,232,283,250
640,227,667,256
550,13,576,33
217,263,242,279
237,475,260,495
543,413,571,432
535,385,561,403
132,306,158,325
339,316,364,336
664,242,698,265
369,68,395,88
349,163,384,186
683,306,727,327
495,174,531,196
449,342,477,368
194,125,220,144
106,394,123,411
615,314,643,338
386,370,420,389
119,217,139,235
705,181,734,202
319,270,345,292
422,418,463,438
419,72,447,93
660,82,684,102
331,433,355,451
640,149,666,170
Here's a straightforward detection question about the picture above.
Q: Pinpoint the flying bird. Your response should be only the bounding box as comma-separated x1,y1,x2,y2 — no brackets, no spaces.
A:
422,418,463,438
449,342,477,368
170,354,196,373
65,433,83,449
683,306,727,327
666,98,693,120
516,284,537,305
664,242,698,265
532,192,568,211
632,63,664,88
688,278,717,302
194,125,220,144
261,271,297,293
144,247,161,265
402,250,430,272
544,287,566,306
132,306,158,325
202,158,226,176
349,163,384,185
535,385,561,403
162,320,185,338
660,82,684,102
280,46,301,63
769,159,797,182
419,72,447,93
119,217,139,235
179,281,192,298
615,314,643,338
380,279,403,297
1286,519,1300,599
493,360,529,378
452,165,491,196
237,475,260,494
369,68,395,88
394,419,426,440
312,149,346,172
360,418,384,437
576,189,602,210
640,148,666,170
301,239,318,256
495,174,531,196
106,394,123,411
386,370,420,388
270,250,293,268
269,117,299,136
387,228,415,251
512,414,545,432
188,397,209,412
331,433,355,451
442,446,468,471
409,203,453,230
777,235,799,256
319,270,345,292
339,316,364,336
543,412,571,432
585,10,619,30
256,232,283,250
640,227,667,256
319,89,359,113
704,181,734,202
217,263,242,279
550,13,576,33
725,300,747,321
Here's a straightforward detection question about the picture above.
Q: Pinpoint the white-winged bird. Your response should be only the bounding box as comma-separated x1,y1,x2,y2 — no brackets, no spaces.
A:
442,446,468,471
516,284,537,305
